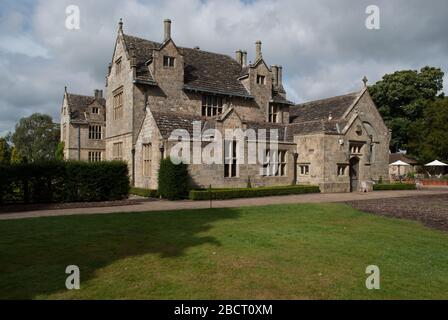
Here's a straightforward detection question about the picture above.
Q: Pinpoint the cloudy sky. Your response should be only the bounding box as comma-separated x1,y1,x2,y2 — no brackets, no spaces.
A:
1,0,447,135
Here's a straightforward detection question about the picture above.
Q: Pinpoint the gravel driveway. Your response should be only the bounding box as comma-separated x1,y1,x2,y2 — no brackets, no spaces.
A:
346,193,448,231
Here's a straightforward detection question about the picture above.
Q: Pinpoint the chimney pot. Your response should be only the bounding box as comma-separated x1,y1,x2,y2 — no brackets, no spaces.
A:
271,65,279,86
164,19,171,41
235,49,243,65
94,89,103,99
242,51,247,67
255,40,262,60
278,65,283,86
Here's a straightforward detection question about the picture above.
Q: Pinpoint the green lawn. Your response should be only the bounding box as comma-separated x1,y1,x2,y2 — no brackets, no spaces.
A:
1,203,447,299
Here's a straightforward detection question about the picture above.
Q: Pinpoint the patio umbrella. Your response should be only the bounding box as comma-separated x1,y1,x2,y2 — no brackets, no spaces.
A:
424,160,448,166
424,160,448,177
389,160,410,182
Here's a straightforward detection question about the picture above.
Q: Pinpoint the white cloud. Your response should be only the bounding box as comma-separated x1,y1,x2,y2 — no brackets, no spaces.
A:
0,0,447,133
0,35,50,58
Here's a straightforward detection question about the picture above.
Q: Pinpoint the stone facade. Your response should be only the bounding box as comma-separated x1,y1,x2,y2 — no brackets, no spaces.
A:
60,88,106,161
61,18,391,193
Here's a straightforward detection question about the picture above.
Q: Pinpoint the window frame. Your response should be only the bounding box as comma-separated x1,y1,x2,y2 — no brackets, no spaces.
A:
256,74,266,85
202,95,224,117
163,55,175,67
268,104,280,123
113,142,123,160
262,149,287,177
142,143,152,177
337,164,347,176
115,57,122,75
298,164,310,176
224,140,238,178
88,125,102,140
113,88,124,120
88,151,102,162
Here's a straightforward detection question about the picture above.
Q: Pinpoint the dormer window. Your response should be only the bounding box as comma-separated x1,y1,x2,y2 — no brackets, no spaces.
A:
92,107,99,114
256,75,266,85
115,58,122,75
163,56,175,67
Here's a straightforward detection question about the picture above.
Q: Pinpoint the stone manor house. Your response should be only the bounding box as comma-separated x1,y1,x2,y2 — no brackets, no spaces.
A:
60,19,390,193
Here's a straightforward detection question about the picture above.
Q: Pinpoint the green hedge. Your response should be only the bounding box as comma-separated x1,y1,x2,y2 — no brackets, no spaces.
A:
129,187,158,198
373,183,416,191
158,157,190,200
0,161,130,204
189,185,320,200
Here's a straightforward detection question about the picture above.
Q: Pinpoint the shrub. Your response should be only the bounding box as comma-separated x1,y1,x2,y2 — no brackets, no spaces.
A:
129,187,158,198
406,172,416,179
189,185,320,200
0,161,129,204
373,183,416,191
55,141,64,161
158,157,190,200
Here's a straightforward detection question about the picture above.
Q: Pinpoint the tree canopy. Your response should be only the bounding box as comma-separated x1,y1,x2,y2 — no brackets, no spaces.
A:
369,66,444,156
0,137,11,165
12,113,60,162
407,97,448,163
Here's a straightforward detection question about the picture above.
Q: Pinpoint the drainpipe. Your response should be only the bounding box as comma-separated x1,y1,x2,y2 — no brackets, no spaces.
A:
131,148,136,186
293,152,298,185
159,142,165,159
77,124,81,160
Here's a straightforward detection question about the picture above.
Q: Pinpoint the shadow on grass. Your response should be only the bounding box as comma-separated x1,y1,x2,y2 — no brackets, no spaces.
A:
0,208,240,299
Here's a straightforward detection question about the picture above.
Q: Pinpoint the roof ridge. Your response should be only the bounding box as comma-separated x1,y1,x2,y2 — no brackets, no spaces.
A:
123,33,161,45
152,110,205,119
296,91,359,107
67,92,95,99
123,32,235,61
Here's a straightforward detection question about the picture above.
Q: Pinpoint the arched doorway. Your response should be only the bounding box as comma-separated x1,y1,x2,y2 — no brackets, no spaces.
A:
349,157,360,192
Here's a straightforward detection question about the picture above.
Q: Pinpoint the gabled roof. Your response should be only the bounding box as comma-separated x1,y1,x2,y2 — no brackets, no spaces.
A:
122,34,159,84
244,121,291,142
66,93,105,122
182,47,251,98
151,111,205,139
272,91,294,105
290,92,359,124
287,119,346,137
122,33,252,98
389,153,419,165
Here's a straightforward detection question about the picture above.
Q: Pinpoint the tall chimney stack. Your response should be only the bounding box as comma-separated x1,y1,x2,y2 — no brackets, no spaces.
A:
242,51,247,67
271,65,278,86
164,19,171,41
255,40,262,61
235,50,243,65
278,65,283,86
94,89,103,99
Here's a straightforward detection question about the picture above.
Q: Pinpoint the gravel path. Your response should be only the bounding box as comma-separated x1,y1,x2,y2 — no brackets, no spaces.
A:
1,189,447,221
346,193,448,231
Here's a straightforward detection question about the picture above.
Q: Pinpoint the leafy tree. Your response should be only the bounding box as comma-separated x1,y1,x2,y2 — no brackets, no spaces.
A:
55,141,65,161
10,147,22,164
0,137,11,164
369,66,444,152
408,98,448,162
12,113,60,162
